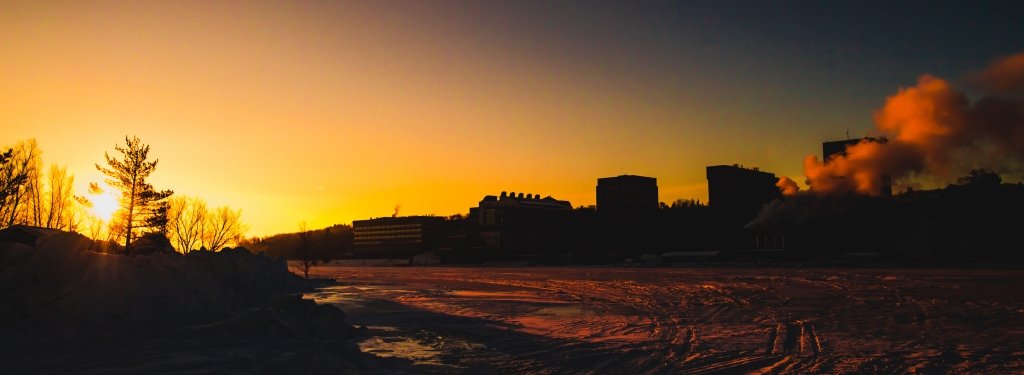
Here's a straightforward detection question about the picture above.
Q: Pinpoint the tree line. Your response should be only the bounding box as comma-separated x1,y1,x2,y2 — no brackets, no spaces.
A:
1,136,246,254
0,139,91,233
166,196,245,253
241,224,353,261
240,223,353,278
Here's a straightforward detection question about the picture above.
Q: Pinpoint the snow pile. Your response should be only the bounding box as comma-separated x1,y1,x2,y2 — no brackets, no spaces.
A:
0,231,409,373
0,232,310,328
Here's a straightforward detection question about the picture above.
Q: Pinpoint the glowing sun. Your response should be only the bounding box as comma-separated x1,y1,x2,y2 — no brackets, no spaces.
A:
89,186,120,221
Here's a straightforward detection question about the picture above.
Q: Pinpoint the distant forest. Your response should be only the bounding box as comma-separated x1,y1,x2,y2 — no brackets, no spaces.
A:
241,224,354,262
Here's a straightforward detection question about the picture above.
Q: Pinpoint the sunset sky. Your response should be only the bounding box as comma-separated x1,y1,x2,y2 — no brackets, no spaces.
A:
2,1,1022,236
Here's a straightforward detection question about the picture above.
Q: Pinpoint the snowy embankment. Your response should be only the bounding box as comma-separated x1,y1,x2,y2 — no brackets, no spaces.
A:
0,232,406,373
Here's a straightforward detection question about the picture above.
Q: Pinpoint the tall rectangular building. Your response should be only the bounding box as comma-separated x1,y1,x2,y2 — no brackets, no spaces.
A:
706,165,781,227
823,139,863,161
596,175,659,215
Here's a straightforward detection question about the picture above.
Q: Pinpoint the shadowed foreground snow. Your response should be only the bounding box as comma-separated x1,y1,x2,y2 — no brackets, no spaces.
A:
0,232,409,374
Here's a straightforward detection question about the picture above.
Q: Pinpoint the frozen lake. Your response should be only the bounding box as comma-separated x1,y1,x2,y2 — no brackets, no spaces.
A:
307,266,1024,374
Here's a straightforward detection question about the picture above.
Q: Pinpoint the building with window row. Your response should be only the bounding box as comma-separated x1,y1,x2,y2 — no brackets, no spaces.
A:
352,216,447,258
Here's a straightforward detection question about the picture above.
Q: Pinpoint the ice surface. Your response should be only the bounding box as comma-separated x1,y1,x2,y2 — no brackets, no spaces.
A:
313,266,1024,374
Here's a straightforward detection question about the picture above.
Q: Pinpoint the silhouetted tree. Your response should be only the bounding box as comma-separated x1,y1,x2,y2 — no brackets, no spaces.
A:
141,186,172,234
670,198,704,209
43,164,76,230
21,141,44,227
239,224,353,260
167,196,207,253
0,141,94,232
0,140,41,228
95,136,173,254
203,205,245,251
957,169,1002,188
0,148,29,227
295,222,316,279
82,193,106,246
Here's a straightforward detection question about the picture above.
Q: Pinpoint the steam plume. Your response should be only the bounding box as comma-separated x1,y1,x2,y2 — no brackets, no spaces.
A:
776,176,800,196
790,52,1024,195
974,53,1024,93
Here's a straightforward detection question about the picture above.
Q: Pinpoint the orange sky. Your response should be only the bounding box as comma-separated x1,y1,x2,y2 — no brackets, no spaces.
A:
4,1,982,236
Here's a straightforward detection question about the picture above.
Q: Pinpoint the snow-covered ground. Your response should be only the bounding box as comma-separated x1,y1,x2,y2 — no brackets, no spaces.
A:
310,266,1024,374
0,232,408,374
6,233,1022,374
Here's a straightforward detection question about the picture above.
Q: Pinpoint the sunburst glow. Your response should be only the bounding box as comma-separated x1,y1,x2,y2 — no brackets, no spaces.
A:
89,184,119,222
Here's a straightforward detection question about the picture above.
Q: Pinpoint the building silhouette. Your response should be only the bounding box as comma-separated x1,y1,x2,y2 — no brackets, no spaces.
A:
470,192,571,254
823,137,893,196
823,138,863,161
596,175,659,216
352,216,447,258
706,164,781,228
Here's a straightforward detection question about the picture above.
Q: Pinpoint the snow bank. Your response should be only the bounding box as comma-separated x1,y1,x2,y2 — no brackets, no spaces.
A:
0,232,309,327
0,231,409,373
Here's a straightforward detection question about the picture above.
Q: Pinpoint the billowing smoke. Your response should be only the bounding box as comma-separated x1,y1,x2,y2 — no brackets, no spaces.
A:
776,176,800,196
975,53,1024,93
787,52,1024,195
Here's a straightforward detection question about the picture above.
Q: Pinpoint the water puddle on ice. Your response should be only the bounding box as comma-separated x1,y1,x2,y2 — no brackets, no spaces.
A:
306,285,372,304
356,325,491,370
357,326,443,365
